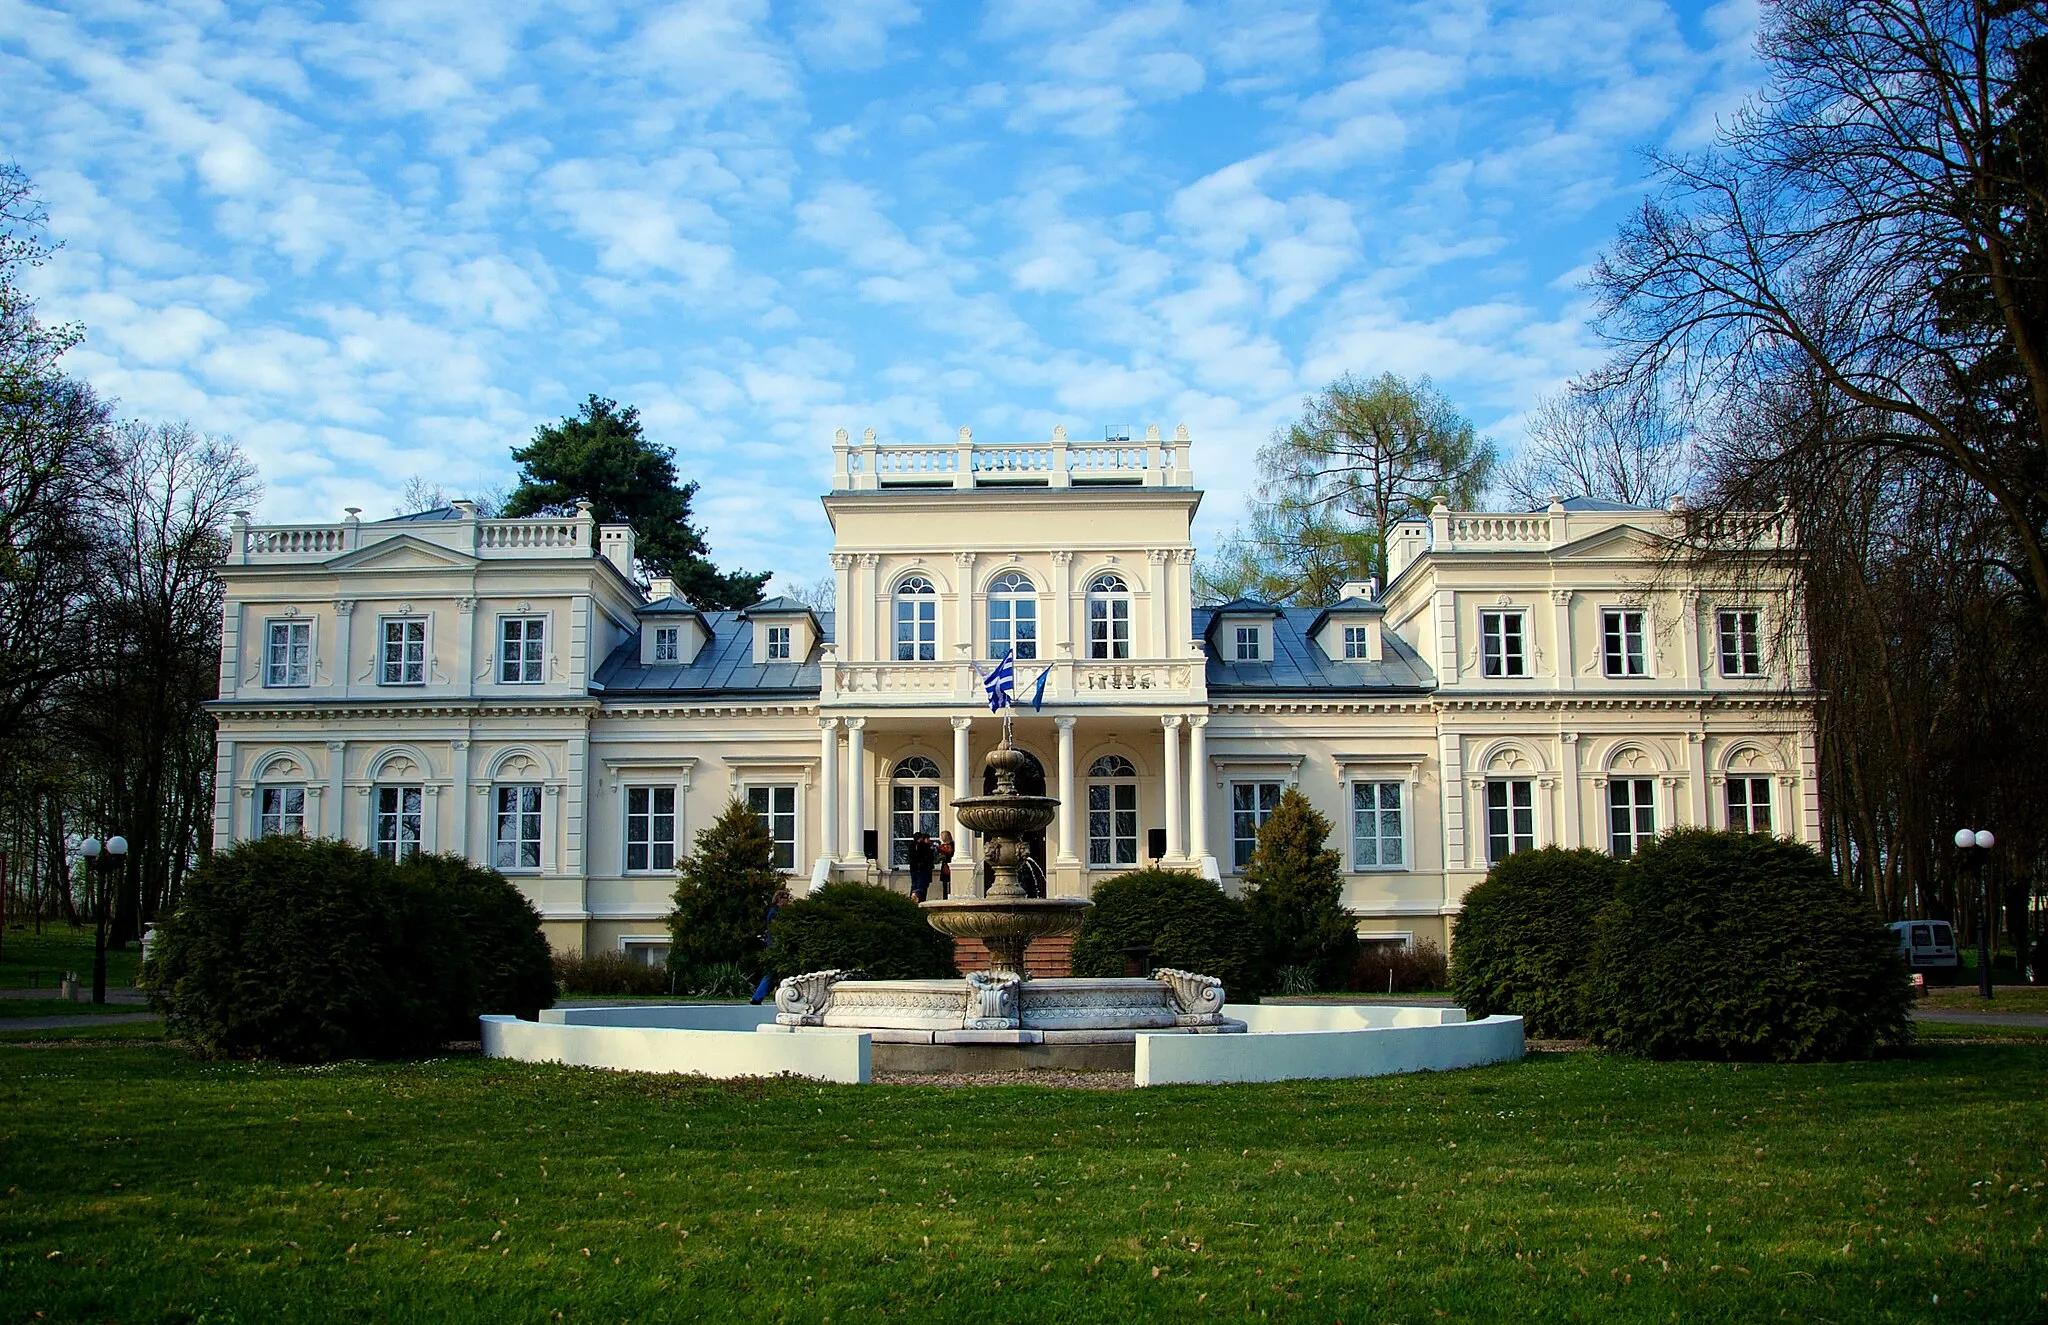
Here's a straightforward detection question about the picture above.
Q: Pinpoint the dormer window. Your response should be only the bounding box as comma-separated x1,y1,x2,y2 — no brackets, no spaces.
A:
894,575,937,661
986,571,1038,660
766,625,792,660
653,626,680,663
1235,625,1261,661
1087,573,1131,660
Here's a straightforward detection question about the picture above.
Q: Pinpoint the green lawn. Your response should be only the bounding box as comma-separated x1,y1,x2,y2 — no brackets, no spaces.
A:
0,922,140,990
3,1042,2045,1322
0,998,154,1020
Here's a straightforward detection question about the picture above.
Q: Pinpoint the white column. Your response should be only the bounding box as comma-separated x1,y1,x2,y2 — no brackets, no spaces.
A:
1148,548,1170,658
955,552,977,659
1051,551,1073,656
450,739,472,857
1186,715,1209,862
844,717,867,861
1687,729,1709,826
1161,715,1184,860
335,600,356,699
1558,732,1582,847
818,717,840,871
950,716,976,894
1550,589,1573,691
830,555,854,657
327,740,348,840
1055,716,1078,864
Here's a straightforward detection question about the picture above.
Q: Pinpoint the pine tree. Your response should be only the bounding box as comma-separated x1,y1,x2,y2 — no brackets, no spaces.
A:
1241,788,1359,991
666,799,784,992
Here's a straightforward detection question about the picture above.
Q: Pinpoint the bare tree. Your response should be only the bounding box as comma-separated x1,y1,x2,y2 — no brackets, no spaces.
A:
1592,0,2048,619
785,574,836,613
1494,375,1697,509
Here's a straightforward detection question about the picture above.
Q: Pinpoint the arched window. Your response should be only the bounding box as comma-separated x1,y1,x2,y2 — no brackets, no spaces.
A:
1087,754,1138,867
986,570,1038,660
894,575,937,661
891,756,943,866
1086,573,1131,659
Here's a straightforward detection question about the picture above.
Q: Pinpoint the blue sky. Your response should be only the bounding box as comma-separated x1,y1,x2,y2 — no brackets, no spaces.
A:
4,0,1758,592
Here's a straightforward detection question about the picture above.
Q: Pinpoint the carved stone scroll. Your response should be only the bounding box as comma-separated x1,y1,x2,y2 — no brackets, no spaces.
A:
774,969,853,1025
1153,967,1227,1025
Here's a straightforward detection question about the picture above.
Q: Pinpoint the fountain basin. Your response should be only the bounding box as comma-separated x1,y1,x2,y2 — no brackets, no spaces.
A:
920,896,1090,943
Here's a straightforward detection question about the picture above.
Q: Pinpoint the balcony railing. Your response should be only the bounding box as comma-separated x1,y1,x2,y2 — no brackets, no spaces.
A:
232,508,621,565
834,424,1194,491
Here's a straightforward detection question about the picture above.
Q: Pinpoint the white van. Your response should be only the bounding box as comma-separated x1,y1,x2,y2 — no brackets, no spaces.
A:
1890,920,1960,983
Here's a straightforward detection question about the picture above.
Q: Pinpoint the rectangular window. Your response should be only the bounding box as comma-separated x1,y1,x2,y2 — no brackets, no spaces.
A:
1718,609,1762,677
895,600,936,661
988,598,1038,659
1479,611,1525,678
1230,780,1284,870
374,785,422,862
499,616,546,683
259,785,305,837
380,618,426,686
1088,598,1130,659
766,625,792,661
625,786,677,872
1602,610,1647,677
889,784,941,867
1343,626,1370,659
1485,780,1535,863
653,626,680,663
747,784,797,871
1607,778,1656,858
265,621,311,688
1725,777,1773,833
1235,626,1261,661
1351,781,1404,870
493,784,542,870
1087,781,1139,867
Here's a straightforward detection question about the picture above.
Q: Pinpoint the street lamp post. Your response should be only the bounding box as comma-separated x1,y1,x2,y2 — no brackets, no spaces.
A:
77,834,128,1005
1954,827,1996,1000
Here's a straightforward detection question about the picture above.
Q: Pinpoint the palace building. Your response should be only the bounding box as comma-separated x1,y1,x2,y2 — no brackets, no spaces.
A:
209,425,1816,964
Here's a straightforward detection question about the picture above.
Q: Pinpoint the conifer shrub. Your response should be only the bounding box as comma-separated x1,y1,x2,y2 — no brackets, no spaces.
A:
1449,847,1623,1036
147,835,463,1061
768,883,959,980
666,799,786,991
1583,829,1913,1061
1241,789,1359,992
394,853,558,1028
1069,868,1260,995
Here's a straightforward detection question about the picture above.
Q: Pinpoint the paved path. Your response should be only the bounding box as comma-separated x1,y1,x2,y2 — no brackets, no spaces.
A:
1,1012,159,1032
0,987,148,1004
1912,1008,2048,1028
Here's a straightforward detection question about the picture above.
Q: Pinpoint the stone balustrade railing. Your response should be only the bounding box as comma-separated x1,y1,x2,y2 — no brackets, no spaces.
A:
232,508,622,565
833,425,1194,491
822,657,1202,704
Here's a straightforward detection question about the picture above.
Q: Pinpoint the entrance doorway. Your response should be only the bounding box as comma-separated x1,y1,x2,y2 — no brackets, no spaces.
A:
983,747,1049,896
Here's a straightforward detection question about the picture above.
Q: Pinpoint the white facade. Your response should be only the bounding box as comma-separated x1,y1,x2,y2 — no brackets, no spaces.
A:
210,428,1817,957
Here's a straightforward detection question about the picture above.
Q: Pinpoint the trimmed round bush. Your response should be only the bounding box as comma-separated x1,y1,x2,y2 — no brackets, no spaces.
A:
147,836,557,1060
769,882,959,980
1069,868,1260,996
1584,829,1912,1061
1450,847,1624,1037
394,852,558,1027
146,835,462,1061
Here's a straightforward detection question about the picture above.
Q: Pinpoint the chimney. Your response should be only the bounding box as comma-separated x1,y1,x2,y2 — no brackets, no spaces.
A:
599,524,636,579
648,576,677,602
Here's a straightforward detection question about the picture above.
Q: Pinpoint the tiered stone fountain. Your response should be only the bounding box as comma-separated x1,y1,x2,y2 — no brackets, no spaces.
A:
764,720,1246,1069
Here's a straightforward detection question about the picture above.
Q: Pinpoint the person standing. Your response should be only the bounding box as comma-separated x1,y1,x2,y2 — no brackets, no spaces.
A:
937,830,956,899
907,831,936,903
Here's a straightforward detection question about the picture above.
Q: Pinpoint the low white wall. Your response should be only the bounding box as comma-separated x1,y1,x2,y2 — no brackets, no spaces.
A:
541,1004,779,1031
1134,1015,1524,1087
1225,1003,1465,1032
482,1015,869,1084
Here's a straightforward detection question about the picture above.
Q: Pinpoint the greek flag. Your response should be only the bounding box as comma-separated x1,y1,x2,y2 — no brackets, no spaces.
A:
981,651,1016,712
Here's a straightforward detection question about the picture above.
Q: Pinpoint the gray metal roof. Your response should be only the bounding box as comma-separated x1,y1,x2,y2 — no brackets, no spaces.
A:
743,596,816,616
594,610,835,697
1196,605,1435,696
377,506,462,523
1554,496,1660,512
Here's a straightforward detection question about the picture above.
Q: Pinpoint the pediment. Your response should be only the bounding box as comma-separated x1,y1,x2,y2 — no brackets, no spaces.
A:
1548,523,1667,560
326,534,480,572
